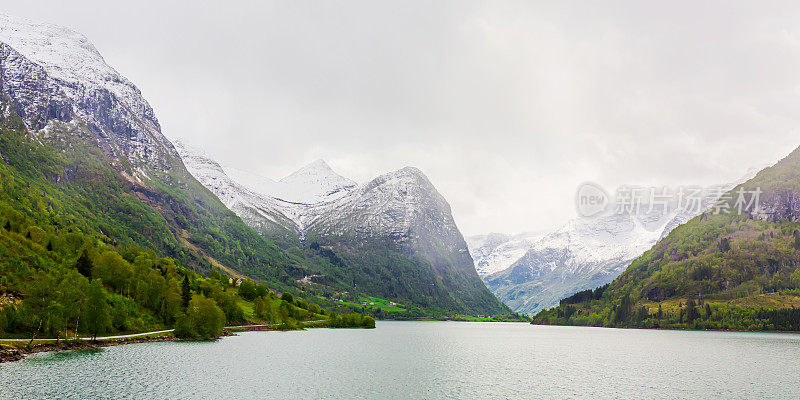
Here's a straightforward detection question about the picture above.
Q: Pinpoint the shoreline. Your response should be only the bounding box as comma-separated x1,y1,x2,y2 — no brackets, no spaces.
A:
0,322,324,365
0,335,180,364
529,322,800,334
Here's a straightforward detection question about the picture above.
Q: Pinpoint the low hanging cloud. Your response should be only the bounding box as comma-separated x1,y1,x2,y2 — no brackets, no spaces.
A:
7,1,800,235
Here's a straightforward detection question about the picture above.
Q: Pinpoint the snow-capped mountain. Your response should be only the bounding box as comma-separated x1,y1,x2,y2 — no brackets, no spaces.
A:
0,14,178,174
177,144,466,244
466,232,543,277
176,144,508,315
471,170,763,315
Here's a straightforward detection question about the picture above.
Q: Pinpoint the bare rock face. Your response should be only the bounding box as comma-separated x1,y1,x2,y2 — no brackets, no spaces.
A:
0,14,179,174
750,191,800,222
741,146,800,223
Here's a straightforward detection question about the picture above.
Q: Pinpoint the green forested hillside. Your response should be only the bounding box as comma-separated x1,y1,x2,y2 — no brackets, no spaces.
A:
533,147,800,331
0,213,374,341
297,237,512,318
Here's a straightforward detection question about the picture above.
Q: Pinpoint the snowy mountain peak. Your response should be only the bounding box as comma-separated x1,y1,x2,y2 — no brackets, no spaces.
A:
275,159,357,204
0,14,158,129
394,166,427,179
175,144,506,313
367,166,431,188
0,14,174,171
471,169,763,314
0,14,106,84
281,159,353,185
281,158,336,177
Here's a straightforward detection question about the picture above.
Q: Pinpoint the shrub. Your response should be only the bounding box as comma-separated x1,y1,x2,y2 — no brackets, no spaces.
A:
175,295,225,340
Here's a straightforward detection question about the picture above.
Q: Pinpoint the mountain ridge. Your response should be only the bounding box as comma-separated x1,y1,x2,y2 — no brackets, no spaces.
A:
176,143,509,316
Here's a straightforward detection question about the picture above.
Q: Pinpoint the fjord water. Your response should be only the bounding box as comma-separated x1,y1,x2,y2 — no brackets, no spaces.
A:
2,322,799,399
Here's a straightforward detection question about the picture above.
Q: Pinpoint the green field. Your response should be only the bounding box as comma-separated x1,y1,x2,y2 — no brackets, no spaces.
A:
338,297,407,313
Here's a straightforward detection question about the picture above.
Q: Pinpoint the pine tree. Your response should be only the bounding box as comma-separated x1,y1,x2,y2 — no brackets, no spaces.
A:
686,299,700,323
181,275,191,310
612,295,633,325
75,250,93,279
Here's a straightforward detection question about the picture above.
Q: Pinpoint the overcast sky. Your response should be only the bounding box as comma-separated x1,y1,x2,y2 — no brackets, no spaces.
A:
7,2,800,236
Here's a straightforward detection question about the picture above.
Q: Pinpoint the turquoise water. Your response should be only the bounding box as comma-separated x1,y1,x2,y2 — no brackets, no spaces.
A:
2,321,799,399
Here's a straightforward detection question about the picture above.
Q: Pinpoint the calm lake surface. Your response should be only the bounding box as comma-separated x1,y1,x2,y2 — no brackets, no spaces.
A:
2,321,799,399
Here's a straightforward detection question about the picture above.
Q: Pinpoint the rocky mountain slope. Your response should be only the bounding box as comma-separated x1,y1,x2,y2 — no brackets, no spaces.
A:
176,145,509,316
0,14,305,288
471,173,759,315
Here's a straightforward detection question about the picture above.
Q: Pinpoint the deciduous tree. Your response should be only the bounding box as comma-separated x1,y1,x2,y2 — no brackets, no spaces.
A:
84,279,110,341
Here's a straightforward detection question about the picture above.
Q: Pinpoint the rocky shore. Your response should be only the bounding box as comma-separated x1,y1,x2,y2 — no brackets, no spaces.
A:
0,335,179,364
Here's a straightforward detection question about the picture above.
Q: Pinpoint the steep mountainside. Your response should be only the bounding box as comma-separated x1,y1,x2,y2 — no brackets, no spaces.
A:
471,172,757,315
176,145,509,316
0,14,305,289
534,147,800,331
